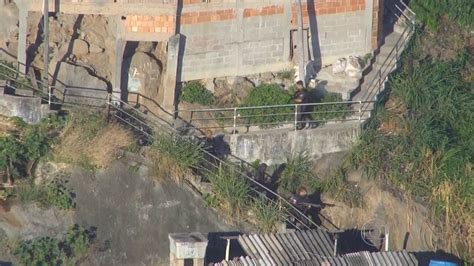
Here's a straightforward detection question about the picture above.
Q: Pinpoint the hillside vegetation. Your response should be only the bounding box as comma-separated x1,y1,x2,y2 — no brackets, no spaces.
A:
349,2,473,260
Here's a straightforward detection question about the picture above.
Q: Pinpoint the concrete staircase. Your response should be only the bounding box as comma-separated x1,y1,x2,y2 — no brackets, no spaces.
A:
0,70,57,123
349,0,415,122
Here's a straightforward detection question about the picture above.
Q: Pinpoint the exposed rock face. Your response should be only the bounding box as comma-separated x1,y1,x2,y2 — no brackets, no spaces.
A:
89,43,104,54
332,58,347,74
230,76,254,105
344,56,363,78
125,52,162,98
55,62,109,106
72,39,89,56
0,204,73,240
212,76,254,106
0,3,19,58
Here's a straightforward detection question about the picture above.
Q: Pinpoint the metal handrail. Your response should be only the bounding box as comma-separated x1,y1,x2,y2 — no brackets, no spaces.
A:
182,100,365,113
0,61,106,108
176,0,415,132
397,0,416,17
358,0,416,118
108,94,332,231
178,100,371,132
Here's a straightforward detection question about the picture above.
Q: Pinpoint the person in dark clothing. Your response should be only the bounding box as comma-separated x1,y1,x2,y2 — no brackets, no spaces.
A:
290,186,311,213
292,80,309,130
255,163,268,185
290,186,326,228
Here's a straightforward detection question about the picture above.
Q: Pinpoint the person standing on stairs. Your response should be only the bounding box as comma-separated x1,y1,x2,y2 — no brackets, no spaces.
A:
292,80,309,130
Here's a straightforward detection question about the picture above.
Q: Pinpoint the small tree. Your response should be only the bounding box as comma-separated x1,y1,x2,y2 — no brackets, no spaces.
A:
0,135,21,184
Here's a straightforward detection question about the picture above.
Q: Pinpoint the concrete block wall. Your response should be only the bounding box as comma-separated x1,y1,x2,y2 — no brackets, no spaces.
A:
23,0,383,83
180,20,239,80
180,4,289,81
179,0,378,81
314,10,368,64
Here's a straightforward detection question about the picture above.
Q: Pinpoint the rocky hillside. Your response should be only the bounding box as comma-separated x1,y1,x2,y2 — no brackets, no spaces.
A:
341,2,473,261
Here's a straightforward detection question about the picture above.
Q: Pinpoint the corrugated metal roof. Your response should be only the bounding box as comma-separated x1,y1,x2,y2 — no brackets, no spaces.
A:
237,229,335,265
321,250,418,266
214,250,417,265
213,229,417,266
214,256,257,266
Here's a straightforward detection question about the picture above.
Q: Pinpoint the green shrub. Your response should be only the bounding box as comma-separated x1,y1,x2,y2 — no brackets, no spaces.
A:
251,196,286,233
277,152,313,197
207,165,250,217
13,225,91,265
311,93,351,122
63,224,90,257
276,69,295,80
0,135,21,178
14,179,75,210
240,84,293,128
150,133,204,181
0,60,33,91
71,110,107,141
0,113,66,179
15,183,46,205
179,81,215,106
309,168,364,208
152,133,203,171
203,193,218,208
349,31,473,258
44,179,75,210
14,236,62,265
22,126,49,163
0,60,17,80
410,0,474,30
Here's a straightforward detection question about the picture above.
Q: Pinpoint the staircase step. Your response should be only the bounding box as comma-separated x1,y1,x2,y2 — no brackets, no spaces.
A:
62,87,109,107
0,80,6,95
13,88,35,97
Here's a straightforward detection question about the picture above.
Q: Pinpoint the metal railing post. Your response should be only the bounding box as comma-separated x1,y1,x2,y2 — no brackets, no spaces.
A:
233,108,237,134
358,100,362,122
294,104,298,131
378,70,382,95
48,86,51,107
395,42,399,64
107,93,112,123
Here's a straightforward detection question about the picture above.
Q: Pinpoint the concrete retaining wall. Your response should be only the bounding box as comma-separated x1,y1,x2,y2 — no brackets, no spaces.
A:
224,121,360,165
0,94,43,123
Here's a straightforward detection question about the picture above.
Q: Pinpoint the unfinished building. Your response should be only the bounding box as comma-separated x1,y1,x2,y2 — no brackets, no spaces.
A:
7,0,384,113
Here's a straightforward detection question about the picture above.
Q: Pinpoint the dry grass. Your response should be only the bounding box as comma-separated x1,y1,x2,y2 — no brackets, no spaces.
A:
54,112,133,169
0,115,19,137
146,149,189,184
430,181,474,258
86,123,134,168
378,97,407,136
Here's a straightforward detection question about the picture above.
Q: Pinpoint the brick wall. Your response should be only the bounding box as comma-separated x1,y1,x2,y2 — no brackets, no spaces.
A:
291,0,365,25
123,15,175,34
371,0,384,49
